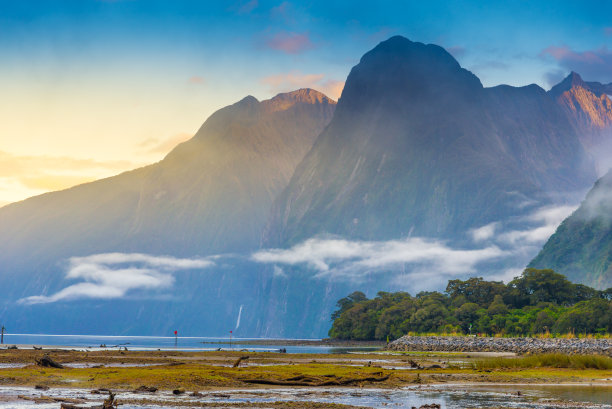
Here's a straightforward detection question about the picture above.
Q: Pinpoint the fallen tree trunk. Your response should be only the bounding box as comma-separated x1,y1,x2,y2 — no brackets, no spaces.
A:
60,391,116,409
233,355,249,368
35,354,64,369
241,374,389,387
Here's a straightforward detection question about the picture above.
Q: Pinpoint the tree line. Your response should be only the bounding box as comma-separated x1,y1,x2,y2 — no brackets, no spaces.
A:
328,268,612,340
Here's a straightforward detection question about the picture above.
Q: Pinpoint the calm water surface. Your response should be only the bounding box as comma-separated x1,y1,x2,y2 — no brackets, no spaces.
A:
1,333,379,353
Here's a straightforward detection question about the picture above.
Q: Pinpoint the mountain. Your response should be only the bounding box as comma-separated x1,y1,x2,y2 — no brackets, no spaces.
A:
264,37,595,248
1,36,606,338
0,89,335,334
250,37,601,336
529,170,612,289
549,72,612,173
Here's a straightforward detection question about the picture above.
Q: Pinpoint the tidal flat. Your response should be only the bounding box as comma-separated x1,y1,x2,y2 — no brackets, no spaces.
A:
0,347,611,408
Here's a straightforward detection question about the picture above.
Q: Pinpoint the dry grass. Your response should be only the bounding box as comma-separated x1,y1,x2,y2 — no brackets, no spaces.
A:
474,353,612,370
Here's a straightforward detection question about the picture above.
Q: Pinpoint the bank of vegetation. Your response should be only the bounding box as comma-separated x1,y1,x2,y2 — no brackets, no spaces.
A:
329,269,612,340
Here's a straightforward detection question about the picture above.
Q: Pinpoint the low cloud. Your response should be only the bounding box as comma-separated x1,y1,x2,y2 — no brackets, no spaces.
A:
273,265,287,278
481,205,576,246
577,183,612,221
253,203,578,286
19,253,214,304
470,222,499,242
252,237,506,281
264,31,314,54
261,71,344,100
541,45,612,83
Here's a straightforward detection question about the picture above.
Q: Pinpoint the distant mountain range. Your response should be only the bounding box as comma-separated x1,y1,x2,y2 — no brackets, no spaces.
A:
1,36,611,337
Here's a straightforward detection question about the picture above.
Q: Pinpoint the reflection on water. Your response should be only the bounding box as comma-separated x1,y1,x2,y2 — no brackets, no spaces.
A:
0,384,610,409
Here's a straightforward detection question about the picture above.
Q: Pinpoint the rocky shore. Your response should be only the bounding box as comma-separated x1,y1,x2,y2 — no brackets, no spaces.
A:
387,336,612,355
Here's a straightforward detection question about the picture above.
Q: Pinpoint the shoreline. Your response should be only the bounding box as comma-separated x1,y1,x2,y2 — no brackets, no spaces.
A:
388,335,612,355
200,339,385,347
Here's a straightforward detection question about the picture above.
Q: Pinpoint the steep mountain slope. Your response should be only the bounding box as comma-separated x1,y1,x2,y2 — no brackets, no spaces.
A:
264,36,595,248
529,170,612,289
0,89,336,301
549,72,612,172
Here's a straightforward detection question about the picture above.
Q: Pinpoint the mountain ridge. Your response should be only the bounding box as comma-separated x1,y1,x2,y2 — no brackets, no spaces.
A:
264,36,595,249
2,36,612,337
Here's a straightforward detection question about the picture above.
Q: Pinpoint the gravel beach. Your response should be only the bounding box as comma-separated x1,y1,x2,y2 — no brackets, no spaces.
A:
387,335,612,355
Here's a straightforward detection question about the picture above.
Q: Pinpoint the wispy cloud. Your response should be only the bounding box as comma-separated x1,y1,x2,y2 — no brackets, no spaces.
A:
497,205,576,245
470,222,499,242
252,237,506,281
270,1,293,23
138,133,192,155
19,253,214,304
576,182,612,220
188,76,205,85
264,31,314,54
541,45,612,82
0,151,135,205
260,70,344,100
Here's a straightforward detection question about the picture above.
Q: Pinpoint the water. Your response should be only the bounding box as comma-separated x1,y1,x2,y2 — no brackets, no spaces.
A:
0,385,610,408
0,333,379,354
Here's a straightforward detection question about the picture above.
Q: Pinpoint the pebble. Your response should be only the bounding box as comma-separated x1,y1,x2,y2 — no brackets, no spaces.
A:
387,336,611,355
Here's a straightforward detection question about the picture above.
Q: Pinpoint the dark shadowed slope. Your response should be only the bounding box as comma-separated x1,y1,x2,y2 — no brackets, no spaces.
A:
264,36,595,248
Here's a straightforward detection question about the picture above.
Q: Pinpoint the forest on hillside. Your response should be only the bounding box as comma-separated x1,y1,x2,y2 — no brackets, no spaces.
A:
329,269,612,340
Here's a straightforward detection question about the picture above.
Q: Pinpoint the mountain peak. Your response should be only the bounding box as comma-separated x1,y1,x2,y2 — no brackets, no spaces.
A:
264,88,336,112
362,35,459,70
549,71,587,97
237,95,259,105
337,35,482,114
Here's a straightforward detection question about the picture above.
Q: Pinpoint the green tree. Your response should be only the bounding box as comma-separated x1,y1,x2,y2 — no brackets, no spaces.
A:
446,277,506,307
331,291,368,320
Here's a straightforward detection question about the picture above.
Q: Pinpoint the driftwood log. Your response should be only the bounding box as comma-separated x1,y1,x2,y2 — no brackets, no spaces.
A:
242,374,389,387
60,391,116,409
233,355,250,368
35,354,64,369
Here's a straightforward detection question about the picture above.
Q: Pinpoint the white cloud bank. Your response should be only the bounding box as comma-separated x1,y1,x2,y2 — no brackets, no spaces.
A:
19,253,214,304
252,237,507,280
252,203,579,285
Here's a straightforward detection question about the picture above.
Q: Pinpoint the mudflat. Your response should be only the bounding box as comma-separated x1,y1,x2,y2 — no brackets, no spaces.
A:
0,347,611,408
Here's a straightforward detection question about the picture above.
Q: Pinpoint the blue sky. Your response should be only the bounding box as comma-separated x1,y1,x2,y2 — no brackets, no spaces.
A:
1,0,611,204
